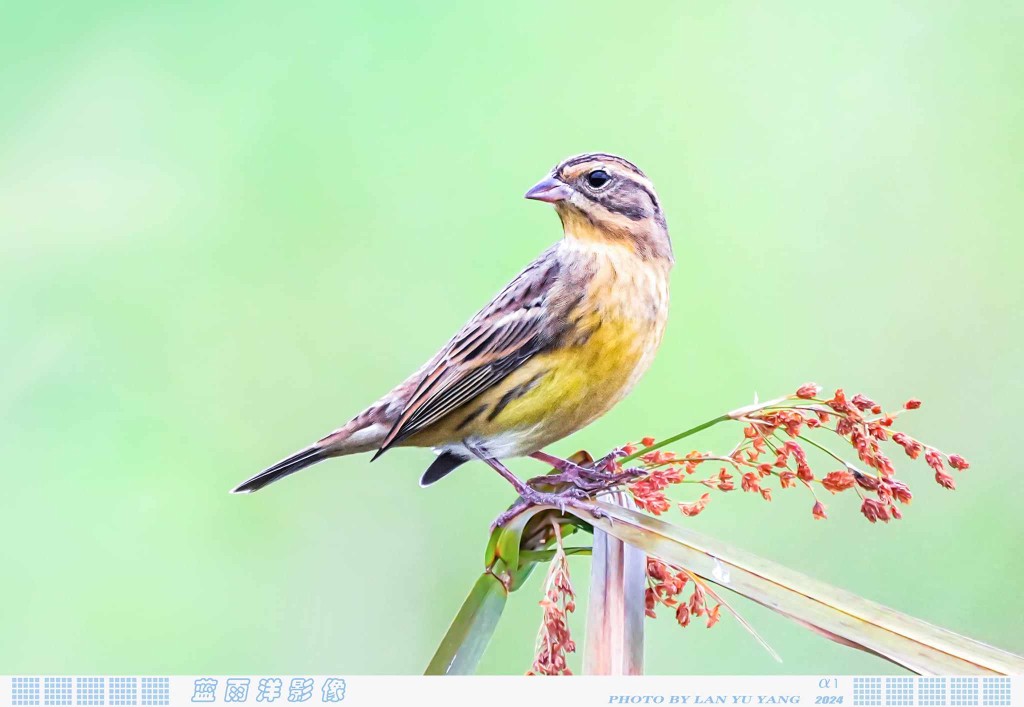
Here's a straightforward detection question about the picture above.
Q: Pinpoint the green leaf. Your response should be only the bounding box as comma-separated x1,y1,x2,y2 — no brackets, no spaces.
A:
488,504,588,591
428,504,594,676
579,502,1024,675
424,570,509,675
494,518,527,578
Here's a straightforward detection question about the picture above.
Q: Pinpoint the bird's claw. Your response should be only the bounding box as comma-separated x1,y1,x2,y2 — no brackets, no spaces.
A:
592,447,629,472
489,485,605,531
526,453,642,493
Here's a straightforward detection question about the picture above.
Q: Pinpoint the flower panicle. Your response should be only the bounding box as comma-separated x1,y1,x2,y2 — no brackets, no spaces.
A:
645,557,722,630
527,524,577,676
621,383,970,525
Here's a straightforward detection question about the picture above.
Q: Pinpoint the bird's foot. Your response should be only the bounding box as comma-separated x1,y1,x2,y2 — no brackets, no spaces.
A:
590,447,631,472
489,485,608,531
527,448,641,492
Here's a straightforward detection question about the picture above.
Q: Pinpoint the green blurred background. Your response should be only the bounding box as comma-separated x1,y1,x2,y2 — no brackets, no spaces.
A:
1,1,1021,675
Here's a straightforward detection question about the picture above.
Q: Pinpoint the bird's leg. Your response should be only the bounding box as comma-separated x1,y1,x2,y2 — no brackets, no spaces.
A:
464,443,607,530
527,449,643,491
590,447,632,472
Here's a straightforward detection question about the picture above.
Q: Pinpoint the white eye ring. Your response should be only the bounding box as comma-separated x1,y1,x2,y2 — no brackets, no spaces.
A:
586,170,612,189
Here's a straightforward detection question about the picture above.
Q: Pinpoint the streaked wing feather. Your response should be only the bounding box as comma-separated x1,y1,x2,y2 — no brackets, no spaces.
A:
402,367,496,432
383,316,545,446
399,358,525,436
378,253,560,452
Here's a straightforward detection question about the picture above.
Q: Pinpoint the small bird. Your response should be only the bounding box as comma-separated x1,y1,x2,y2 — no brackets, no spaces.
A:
233,153,673,520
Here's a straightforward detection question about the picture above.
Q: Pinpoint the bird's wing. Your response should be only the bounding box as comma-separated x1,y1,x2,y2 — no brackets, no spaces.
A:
375,250,563,455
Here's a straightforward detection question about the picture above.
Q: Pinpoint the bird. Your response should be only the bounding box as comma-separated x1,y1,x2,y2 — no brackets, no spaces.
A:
232,152,673,522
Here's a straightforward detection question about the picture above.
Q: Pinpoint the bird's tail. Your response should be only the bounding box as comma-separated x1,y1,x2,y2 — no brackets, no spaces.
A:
231,413,388,494
230,445,331,494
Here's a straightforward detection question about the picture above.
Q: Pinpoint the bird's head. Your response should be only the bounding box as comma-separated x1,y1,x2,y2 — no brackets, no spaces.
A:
525,153,672,262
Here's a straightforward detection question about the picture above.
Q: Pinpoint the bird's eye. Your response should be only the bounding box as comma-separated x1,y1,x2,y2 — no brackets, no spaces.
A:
586,170,611,189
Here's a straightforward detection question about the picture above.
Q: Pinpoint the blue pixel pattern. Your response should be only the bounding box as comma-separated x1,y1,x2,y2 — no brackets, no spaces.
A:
13,678,42,706
951,677,979,707
76,678,104,706
139,678,168,707
982,677,1011,707
44,678,73,706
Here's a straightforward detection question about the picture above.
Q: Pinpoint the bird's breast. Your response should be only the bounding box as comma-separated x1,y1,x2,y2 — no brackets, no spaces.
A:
556,244,671,412
454,244,671,453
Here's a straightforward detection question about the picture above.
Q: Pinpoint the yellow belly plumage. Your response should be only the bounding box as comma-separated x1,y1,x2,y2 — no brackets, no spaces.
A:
473,317,649,445
407,243,670,457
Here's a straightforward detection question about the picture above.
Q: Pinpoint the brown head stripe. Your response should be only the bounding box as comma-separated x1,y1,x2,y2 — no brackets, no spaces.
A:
555,152,648,179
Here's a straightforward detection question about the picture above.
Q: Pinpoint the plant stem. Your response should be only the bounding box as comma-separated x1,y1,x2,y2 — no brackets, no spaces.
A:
583,491,646,675
518,547,592,563
797,433,848,467
620,414,732,464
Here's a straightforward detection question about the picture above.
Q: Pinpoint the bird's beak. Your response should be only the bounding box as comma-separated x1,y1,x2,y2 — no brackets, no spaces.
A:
524,175,571,203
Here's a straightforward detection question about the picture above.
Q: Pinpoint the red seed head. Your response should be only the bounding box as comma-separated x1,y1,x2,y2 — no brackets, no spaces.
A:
679,493,711,517
885,479,913,504
860,498,892,523
795,383,821,399
852,394,877,412
924,448,945,473
934,470,956,490
821,470,856,493
675,603,691,627
948,454,970,471
706,603,722,628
